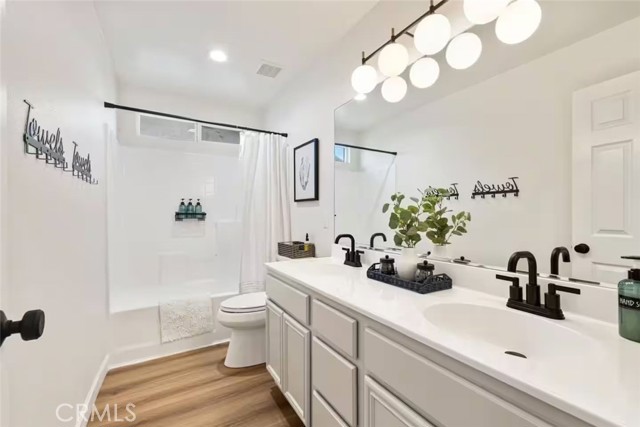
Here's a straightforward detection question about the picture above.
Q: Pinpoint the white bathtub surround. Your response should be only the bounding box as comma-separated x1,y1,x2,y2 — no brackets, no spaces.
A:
159,297,215,343
217,292,267,368
239,132,291,293
266,254,640,427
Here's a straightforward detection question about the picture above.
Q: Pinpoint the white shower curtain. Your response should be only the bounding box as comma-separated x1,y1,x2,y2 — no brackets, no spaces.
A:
239,131,291,293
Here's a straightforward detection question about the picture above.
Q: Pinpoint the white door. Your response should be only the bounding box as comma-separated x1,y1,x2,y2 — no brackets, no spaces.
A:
282,313,310,426
266,300,283,388
364,376,435,427
572,71,640,284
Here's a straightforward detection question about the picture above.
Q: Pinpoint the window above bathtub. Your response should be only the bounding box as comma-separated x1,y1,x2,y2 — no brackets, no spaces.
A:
138,114,240,145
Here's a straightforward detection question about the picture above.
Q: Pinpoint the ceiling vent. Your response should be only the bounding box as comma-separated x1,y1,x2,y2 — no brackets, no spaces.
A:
256,62,282,78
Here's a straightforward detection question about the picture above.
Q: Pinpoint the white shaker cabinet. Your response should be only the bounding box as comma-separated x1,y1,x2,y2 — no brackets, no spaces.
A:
282,312,311,426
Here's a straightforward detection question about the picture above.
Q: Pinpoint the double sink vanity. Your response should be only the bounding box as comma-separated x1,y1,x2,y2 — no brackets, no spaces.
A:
265,249,640,427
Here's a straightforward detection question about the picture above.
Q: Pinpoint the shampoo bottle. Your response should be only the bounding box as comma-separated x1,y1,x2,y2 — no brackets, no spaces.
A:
179,199,186,213
619,256,640,343
195,199,202,214
187,199,194,214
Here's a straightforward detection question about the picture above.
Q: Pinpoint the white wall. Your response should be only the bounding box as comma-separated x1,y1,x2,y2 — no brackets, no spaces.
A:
1,2,116,426
265,3,640,261
265,2,428,256
358,18,640,272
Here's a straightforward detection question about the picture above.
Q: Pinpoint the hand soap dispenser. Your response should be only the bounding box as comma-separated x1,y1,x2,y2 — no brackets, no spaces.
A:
195,199,202,214
619,256,640,343
179,199,186,213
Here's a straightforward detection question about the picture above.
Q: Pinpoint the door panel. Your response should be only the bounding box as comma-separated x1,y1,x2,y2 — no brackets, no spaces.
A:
572,71,640,284
266,300,283,387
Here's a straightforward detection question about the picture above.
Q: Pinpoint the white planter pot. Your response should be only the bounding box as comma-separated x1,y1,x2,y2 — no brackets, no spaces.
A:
431,244,451,260
396,247,419,280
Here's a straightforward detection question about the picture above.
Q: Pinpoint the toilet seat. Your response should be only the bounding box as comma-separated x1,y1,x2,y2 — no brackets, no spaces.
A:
220,291,266,314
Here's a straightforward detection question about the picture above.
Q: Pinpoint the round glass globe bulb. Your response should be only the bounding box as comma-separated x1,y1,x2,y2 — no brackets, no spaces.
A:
463,0,510,24
496,0,542,45
414,14,451,55
409,58,440,89
377,43,409,77
351,64,378,94
381,76,408,103
446,32,482,70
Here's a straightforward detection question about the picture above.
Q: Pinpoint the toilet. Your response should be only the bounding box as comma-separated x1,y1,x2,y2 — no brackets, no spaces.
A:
217,291,267,368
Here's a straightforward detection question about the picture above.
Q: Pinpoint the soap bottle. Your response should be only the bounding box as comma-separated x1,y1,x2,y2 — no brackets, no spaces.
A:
178,199,186,213
195,199,202,214
619,256,640,343
304,233,310,251
187,199,194,214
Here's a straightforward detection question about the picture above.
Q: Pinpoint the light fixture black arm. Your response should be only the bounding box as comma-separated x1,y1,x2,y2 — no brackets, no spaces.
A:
361,0,450,65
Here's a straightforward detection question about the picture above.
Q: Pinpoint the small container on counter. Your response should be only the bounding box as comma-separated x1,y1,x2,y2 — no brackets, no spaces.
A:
415,260,435,283
380,255,396,275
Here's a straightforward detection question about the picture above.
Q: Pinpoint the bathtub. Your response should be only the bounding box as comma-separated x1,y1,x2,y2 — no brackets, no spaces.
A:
108,281,235,368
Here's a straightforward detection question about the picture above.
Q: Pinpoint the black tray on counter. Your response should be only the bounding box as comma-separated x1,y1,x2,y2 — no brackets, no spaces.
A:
367,263,452,294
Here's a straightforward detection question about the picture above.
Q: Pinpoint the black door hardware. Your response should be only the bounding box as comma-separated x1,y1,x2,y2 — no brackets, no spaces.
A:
574,243,590,254
0,309,45,348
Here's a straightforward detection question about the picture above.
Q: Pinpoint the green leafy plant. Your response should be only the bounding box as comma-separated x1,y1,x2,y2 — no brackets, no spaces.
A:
382,189,471,248
382,193,428,248
421,189,471,246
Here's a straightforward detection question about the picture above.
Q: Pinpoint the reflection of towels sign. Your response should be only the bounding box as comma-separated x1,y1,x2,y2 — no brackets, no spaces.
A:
299,157,310,190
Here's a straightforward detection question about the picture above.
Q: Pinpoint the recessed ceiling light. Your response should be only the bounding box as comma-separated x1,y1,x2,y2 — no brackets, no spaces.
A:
354,93,367,101
209,50,228,63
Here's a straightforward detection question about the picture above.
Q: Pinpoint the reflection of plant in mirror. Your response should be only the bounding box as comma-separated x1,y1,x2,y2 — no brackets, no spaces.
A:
421,188,471,246
382,192,429,248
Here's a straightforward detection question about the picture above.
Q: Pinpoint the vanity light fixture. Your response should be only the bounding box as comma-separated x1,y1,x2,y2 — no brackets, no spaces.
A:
354,93,367,101
209,49,228,62
351,0,542,103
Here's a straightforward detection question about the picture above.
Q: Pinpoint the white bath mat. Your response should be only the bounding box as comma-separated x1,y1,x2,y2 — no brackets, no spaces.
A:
159,297,214,343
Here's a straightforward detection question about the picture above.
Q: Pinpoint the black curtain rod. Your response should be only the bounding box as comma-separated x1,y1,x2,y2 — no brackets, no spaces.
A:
103,102,288,138
335,143,397,156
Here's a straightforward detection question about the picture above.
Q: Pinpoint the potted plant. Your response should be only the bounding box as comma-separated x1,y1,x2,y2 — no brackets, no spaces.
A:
421,188,471,258
383,189,471,278
382,193,429,279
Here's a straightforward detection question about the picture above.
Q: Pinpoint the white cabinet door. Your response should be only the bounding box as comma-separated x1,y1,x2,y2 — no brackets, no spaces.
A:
283,312,311,426
364,376,435,427
266,299,283,387
572,71,640,283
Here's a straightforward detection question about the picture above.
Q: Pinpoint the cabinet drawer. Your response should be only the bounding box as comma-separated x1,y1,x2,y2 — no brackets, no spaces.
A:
312,337,357,427
364,329,551,427
312,391,349,427
266,274,309,324
364,376,435,427
312,299,357,359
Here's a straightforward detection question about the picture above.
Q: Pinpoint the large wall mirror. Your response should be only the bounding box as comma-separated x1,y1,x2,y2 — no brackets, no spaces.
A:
334,1,640,287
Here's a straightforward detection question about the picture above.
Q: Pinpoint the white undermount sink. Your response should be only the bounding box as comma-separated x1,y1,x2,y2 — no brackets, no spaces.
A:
423,302,605,365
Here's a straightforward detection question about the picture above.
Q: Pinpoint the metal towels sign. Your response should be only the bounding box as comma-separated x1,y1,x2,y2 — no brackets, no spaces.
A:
23,100,97,184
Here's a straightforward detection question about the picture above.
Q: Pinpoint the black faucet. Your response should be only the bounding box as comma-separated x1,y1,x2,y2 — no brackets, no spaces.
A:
550,246,571,276
507,251,539,306
369,232,387,250
497,251,581,320
335,234,363,267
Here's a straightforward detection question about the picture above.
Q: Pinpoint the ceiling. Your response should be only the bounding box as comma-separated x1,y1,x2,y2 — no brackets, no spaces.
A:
335,0,640,133
94,0,377,109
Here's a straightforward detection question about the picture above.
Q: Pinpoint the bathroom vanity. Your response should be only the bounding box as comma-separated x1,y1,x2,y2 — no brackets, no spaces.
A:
265,255,640,427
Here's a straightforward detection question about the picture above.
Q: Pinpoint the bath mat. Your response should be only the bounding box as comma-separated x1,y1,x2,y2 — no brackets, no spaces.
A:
159,297,214,343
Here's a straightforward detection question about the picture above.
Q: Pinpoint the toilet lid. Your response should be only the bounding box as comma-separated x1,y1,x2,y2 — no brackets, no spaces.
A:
221,292,267,313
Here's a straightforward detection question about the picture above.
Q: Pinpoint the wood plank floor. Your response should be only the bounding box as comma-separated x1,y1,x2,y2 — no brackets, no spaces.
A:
89,344,304,427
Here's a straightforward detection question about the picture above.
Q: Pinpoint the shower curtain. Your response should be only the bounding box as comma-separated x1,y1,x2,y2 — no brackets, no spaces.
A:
239,131,291,293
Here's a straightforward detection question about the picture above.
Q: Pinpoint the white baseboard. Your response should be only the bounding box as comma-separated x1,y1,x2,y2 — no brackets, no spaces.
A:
76,354,110,427
108,338,230,370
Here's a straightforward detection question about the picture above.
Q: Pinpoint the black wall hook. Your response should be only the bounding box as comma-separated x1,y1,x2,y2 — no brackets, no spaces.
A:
471,177,520,199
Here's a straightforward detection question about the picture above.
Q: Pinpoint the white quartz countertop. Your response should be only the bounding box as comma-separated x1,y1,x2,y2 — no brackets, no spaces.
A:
266,257,640,427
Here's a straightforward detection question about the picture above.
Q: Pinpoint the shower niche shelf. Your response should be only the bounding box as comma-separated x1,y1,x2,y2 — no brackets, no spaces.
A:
175,212,207,221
